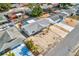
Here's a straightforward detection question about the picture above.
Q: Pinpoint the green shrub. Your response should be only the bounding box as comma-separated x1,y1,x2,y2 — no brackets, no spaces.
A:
31,5,43,17
6,51,15,56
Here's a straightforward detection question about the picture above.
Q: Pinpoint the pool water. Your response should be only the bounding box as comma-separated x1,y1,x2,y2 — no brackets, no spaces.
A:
19,46,32,56
11,44,33,56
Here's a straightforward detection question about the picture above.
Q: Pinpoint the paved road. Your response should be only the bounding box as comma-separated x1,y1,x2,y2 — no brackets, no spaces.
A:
45,23,79,56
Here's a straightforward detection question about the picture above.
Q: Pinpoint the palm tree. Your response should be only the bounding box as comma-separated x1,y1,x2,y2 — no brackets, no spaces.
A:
25,39,34,50
25,39,39,55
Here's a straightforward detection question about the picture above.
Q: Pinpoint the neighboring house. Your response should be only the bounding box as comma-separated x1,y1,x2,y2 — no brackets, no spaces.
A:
21,22,43,36
0,27,26,54
70,5,79,15
25,8,32,15
73,5,79,10
41,4,49,9
0,14,8,24
60,9,75,16
6,8,30,23
22,19,36,26
76,9,79,16
41,3,53,9
37,18,53,27
11,3,19,8
41,4,53,13
21,18,53,36
7,7,30,16
57,13,68,18
48,14,64,24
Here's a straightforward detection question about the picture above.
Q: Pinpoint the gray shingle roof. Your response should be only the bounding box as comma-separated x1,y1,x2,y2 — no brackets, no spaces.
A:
0,27,26,52
37,19,51,27
0,31,12,52
22,18,53,36
22,22,43,36
0,14,8,23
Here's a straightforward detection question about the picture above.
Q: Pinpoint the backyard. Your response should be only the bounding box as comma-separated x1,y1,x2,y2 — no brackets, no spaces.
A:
24,24,69,55
69,16,79,20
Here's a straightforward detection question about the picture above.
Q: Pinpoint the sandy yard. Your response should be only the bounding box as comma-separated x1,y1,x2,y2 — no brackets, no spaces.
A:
25,24,69,55
69,16,79,20
49,25,68,38
64,18,78,27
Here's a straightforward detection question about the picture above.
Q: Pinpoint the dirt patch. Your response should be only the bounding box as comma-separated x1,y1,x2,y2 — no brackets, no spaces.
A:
64,18,78,27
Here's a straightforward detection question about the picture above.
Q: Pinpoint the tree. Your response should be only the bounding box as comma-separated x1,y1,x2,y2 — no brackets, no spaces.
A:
25,39,39,55
25,39,38,52
31,4,43,17
6,51,15,56
0,3,12,12
26,39,34,50
27,3,37,9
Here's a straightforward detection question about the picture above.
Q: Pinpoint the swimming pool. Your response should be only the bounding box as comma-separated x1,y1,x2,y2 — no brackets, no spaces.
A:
11,44,33,56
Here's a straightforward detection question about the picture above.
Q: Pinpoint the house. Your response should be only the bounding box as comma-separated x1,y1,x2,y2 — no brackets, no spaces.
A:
21,22,43,36
72,5,79,15
7,9,29,23
41,4,49,9
11,3,19,8
57,13,68,18
48,15,63,24
41,4,53,13
73,5,79,10
21,18,53,36
0,27,26,55
76,9,79,16
11,3,27,8
60,9,75,16
37,18,53,27
25,8,32,15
